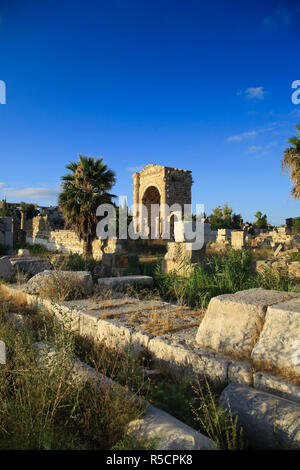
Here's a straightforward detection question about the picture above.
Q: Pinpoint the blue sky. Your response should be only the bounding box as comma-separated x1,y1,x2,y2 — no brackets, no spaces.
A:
0,0,300,225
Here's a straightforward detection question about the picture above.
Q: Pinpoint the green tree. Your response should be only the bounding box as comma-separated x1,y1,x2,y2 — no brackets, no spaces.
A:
20,202,39,219
59,155,116,258
292,217,300,232
281,124,300,199
0,198,10,216
209,203,242,229
254,211,268,229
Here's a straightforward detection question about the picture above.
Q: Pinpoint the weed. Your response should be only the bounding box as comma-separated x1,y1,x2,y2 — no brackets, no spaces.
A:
192,379,247,450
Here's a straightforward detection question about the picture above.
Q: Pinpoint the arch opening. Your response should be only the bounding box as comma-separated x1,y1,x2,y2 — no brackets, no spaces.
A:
142,186,161,237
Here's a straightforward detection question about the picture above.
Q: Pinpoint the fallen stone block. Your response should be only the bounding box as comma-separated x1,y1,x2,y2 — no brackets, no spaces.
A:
274,243,283,257
10,257,51,276
196,288,297,358
228,360,253,386
251,296,300,379
97,275,153,289
128,404,215,450
0,256,14,279
23,270,94,297
220,383,300,449
254,372,300,405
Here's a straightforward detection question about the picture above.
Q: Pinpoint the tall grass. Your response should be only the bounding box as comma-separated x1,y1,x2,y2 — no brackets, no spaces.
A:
156,248,299,308
192,379,246,450
0,293,146,450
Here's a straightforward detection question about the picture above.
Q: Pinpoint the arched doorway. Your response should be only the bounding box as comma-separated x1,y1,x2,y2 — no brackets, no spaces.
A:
142,186,161,237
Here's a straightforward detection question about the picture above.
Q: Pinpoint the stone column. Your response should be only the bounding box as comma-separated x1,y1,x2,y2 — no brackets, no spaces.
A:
20,211,26,230
132,173,140,234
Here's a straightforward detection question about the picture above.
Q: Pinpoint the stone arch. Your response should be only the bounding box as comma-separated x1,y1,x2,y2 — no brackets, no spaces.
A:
142,185,161,236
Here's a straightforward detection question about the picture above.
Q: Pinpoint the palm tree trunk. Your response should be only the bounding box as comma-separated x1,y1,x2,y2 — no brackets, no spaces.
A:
83,238,93,259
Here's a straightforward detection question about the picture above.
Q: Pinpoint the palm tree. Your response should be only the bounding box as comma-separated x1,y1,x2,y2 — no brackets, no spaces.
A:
281,124,300,200
59,155,116,258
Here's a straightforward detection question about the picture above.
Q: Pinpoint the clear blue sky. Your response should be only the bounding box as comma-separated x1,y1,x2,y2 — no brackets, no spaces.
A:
0,0,300,225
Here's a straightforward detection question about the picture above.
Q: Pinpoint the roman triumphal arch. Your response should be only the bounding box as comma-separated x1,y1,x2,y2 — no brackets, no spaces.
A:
132,164,193,238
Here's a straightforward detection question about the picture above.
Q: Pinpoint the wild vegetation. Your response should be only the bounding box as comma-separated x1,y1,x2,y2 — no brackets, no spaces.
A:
155,248,300,309
0,286,246,450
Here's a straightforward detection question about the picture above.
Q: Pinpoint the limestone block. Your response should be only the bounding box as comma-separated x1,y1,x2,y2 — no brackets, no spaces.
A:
220,383,300,449
10,257,51,276
196,288,296,358
97,275,153,289
148,337,191,375
23,270,94,296
274,243,283,257
80,310,99,339
96,319,152,356
228,360,253,386
251,297,300,378
0,256,14,279
41,298,81,331
128,404,215,450
254,372,300,405
187,347,231,386
231,231,245,250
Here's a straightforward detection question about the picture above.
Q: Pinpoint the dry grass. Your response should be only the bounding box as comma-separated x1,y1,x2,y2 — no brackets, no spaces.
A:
41,273,87,301
252,359,300,386
0,285,35,316
140,306,202,336
87,299,136,311
0,287,148,450
101,307,142,319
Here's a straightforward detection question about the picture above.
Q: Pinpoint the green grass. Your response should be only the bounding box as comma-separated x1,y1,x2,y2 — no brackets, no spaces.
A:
155,248,300,308
0,293,146,450
289,251,300,262
13,242,53,256
0,286,251,450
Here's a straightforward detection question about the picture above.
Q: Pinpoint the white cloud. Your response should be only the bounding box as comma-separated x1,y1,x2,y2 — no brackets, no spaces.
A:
0,185,59,201
245,87,265,100
248,145,263,153
126,166,143,172
248,141,278,157
226,131,257,143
